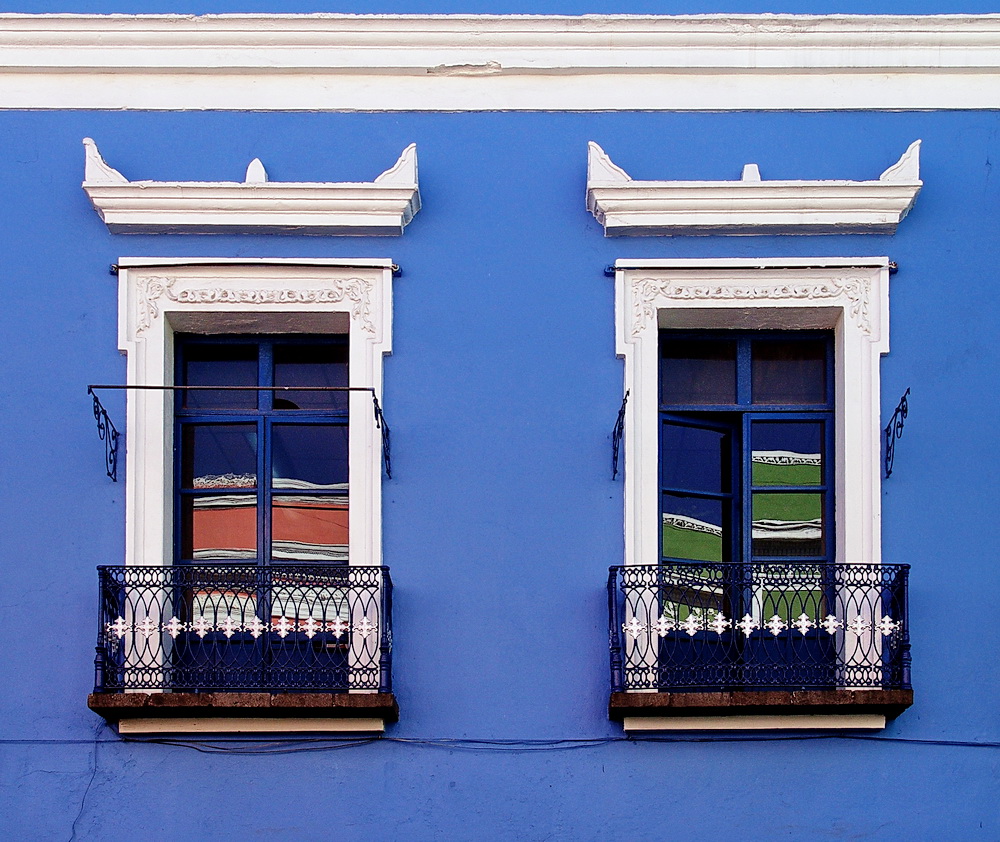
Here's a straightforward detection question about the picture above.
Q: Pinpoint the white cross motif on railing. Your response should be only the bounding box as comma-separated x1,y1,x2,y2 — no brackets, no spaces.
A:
736,613,759,636
654,615,674,637
622,617,645,639
679,614,702,636
876,616,900,635
245,616,266,638
355,617,378,638
793,613,816,635
765,615,788,636
220,615,239,639
847,616,872,635
273,616,295,638
708,612,731,635
191,616,211,638
163,616,184,638
820,614,843,634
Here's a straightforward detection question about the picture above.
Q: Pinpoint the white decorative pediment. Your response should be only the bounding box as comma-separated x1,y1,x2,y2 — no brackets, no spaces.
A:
82,138,420,235
587,141,922,236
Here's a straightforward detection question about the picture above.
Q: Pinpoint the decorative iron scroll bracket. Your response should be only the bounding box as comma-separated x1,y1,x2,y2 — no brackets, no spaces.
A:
87,384,392,481
88,386,120,481
612,390,629,480
884,387,910,478
372,393,392,479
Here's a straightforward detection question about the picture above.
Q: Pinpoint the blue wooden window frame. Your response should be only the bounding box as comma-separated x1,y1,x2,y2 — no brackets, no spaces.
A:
658,330,835,567
174,334,350,567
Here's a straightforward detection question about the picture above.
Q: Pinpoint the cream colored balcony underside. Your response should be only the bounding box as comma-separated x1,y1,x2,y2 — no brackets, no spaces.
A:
83,139,420,235
2,14,1000,110
587,141,922,236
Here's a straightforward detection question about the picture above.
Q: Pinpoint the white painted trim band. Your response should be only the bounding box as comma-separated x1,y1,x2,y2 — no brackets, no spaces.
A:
623,715,886,731
2,14,1000,110
118,717,386,734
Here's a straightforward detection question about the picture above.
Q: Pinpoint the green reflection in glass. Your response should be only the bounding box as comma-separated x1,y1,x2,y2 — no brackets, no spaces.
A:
663,516,724,563
752,492,823,557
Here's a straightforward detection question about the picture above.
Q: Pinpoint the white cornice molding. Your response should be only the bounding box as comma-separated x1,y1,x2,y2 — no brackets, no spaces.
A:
588,141,922,236
3,14,1000,110
82,138,420,235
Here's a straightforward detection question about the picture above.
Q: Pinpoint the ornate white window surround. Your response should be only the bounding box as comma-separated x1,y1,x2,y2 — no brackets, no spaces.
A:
588,141,922,236
613,257,890,572
116,257,393,574
85,139,420,236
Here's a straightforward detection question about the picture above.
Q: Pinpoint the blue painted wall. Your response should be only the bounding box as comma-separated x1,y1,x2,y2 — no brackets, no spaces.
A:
1,108,998,838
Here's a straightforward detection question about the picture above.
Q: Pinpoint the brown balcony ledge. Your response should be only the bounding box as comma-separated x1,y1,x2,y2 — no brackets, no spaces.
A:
89,691,398,734
610,688,912,730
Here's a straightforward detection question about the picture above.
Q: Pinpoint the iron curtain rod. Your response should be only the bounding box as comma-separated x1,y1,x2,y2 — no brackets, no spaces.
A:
603,261,899,277
109,262,401,275
86,385,391,482
88,384,376,393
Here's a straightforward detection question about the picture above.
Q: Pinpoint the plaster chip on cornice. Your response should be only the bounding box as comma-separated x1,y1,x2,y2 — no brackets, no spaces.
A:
82,138,421,235
586,140,922,236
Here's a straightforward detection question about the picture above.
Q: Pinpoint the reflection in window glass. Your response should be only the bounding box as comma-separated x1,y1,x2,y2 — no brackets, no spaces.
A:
181,495,257,560
182,344,258,410
272,497,349,562
661,338,737,405
662,422,730,494
752,339,827,404
190,587,257,626
751,422,823,487
273,343,349,411
662,494,727,562
272,425,348,489
751,492,824,557
181,425,257,489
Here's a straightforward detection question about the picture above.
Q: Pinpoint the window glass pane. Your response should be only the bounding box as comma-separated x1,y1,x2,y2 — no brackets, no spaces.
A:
752,492,824,557
271,425,349,489
273,343,349,411
751,421,824,487
181,425,257,489
272,497,349,562
182,344,258,409
752,339,827,405
662,494,727,562
181,494,257,560
662,422,730,494
661,338,737,405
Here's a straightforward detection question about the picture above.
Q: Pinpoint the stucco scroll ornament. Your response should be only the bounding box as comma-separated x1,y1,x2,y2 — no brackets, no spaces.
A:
629,274,872,338
135,276,377,335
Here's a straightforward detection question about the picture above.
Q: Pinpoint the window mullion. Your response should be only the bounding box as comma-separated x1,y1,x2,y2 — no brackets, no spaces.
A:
736,337,752,406
261,416,270,568
260,342,273,567
741,411,752,568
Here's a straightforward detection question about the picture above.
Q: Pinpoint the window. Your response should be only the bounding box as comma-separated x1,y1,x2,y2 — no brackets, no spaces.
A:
115,258,392,574
659,331,834,569
613,257,890,570
91,258,397,732
609,258,911,729
176,336,350,566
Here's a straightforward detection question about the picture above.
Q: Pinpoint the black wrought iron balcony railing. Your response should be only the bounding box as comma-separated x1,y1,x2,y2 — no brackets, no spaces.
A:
95,564,392,694
608,563,910,693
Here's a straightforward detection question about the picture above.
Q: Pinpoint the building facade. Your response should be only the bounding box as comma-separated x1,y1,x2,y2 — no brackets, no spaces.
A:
1,5,998,839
